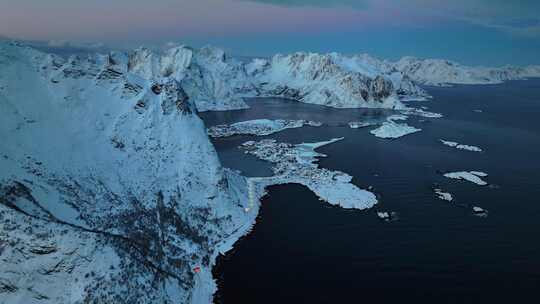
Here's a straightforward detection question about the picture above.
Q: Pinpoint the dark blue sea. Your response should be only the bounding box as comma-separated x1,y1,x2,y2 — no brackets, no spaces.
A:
200,79,540,304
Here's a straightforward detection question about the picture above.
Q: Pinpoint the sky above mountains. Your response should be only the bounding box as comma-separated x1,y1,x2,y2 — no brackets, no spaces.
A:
1,0,539,65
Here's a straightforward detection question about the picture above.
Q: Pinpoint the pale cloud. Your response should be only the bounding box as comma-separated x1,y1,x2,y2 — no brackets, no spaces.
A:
248,0,540,36
0,0,412,42
399,0,540,36
2,0,539,42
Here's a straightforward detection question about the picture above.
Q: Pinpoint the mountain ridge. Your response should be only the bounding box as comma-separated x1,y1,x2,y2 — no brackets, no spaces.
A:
0,40,253,303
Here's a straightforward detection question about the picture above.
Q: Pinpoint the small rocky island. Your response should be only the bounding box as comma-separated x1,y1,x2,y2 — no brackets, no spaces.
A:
208,119,322,138
242,138,378,210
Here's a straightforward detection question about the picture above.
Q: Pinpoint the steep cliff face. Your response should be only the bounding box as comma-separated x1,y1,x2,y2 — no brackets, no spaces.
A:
395,56,540,86
329,53,428,99
246,52,428,109
0,42,251,303
128,45,251,112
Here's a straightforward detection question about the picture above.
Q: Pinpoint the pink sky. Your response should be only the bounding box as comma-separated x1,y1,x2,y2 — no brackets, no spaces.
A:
0,0,433,42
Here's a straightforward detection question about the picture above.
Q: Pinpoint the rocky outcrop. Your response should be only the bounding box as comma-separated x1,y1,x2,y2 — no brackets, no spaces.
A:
370,75,394,100
127,45,251,112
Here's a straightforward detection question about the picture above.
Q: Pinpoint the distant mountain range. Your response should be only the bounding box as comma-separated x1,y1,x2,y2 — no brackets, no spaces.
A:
395,56,540,86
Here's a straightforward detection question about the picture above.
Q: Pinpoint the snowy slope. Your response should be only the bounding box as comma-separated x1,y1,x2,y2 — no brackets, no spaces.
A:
330,53,428,99
395,56,540,86
246,52,428,109
0,41,253,303
128,45,252,112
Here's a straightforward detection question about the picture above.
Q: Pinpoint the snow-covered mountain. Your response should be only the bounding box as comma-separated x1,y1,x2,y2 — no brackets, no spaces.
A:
124,45,540,108
395,56,540,86
125,47,429,111
127,45,252,112
246,52,428,109
0,41,254,303
328,53,427,99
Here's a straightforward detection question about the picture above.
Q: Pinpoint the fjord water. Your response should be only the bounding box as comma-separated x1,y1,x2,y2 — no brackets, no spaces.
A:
200,79,540,303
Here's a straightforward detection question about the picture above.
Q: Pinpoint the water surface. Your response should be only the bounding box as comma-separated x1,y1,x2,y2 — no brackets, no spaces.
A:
202,80,540,303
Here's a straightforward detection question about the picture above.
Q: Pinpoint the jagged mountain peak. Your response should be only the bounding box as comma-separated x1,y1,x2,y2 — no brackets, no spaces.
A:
247,50,428,108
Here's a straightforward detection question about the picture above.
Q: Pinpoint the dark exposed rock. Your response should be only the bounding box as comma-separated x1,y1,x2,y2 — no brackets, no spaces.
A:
370,75,394,101
0,181,53,219
29,245,57,255
110,137,125,149
134,99,146,114
97,69,123,81
161,80,192,115
0,279,18,293
32,292,50,300
122,82,143,98
176,99,192,114
38,258,75,275
151,84,162,95
360,89,369,100
266,85,302,100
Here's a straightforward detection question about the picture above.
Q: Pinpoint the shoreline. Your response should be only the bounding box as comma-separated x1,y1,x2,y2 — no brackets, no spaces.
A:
190,178,267,304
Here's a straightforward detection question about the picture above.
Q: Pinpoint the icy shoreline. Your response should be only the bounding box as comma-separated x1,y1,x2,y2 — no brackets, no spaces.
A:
240,138,378,210
348,121,377,129
434,188,453,202
440,139,483,152
444,171,489,186
370,114,422,139
191,177,264,304
207,119,322,138
191,135,380,302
